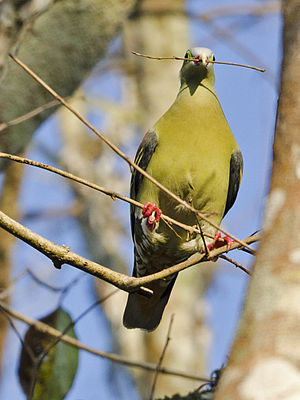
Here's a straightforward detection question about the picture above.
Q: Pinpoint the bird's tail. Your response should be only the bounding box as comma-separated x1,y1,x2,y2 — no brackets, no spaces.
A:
123,274,177,331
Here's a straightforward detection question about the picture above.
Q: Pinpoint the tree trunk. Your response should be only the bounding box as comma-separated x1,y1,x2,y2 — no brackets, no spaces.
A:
0,0,136,165
214,1,300,398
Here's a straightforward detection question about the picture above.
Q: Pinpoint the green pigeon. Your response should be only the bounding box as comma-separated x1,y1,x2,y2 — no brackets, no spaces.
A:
123,47,243,331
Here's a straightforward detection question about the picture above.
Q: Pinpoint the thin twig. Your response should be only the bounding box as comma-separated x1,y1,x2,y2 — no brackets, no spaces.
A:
220,255,252,275
26,269,83,303
0,305,36,363
0,300,208,382
8,54,254,253
0,99,62,132
23,203,81,221
27,269,72,292
131,50,265,72
160,216,183,239
195,1,280,20
194,207,210,256
149,314,175,400
59,274,84,303
210,60,265,72
0,269,28,300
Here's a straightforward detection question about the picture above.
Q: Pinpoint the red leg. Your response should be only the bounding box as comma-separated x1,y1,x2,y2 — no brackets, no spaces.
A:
142,202,161,231
207,231,233,251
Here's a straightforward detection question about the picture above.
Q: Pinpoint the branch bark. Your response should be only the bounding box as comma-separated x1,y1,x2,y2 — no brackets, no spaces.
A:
0,151,210,237
0,209,259,293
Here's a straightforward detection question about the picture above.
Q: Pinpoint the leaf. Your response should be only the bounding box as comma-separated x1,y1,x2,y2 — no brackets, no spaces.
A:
18,307,79,400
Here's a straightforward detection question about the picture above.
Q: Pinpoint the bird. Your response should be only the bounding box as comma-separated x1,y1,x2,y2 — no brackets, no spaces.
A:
123,47,243,331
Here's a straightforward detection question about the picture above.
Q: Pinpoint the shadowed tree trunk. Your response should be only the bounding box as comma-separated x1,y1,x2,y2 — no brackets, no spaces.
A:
0,0,136,163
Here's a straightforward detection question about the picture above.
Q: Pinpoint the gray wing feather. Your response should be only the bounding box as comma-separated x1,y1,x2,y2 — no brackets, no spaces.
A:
224,150,243,217
130,129,158,235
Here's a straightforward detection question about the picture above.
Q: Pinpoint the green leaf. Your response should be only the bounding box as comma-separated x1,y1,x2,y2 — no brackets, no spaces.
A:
18,307,79,400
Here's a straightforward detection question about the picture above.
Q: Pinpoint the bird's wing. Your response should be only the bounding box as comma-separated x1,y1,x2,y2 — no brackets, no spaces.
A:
130,129,158,235
223,150,243,217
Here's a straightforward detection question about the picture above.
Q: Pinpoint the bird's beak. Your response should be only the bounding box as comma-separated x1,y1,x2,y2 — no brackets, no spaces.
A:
193,54,209,67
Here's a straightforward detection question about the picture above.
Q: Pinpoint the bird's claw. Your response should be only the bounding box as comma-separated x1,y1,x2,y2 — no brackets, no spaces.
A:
207,231,233,252
142,202,162,231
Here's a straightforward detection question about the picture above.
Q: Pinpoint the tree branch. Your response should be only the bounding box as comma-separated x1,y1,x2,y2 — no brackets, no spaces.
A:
0,151,208,237
220,254,252,275
0,300,208,383
0,99,62,132
0,210,259,295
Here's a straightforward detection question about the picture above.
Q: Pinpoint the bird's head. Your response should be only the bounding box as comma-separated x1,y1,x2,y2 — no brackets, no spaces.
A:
180,47,215,93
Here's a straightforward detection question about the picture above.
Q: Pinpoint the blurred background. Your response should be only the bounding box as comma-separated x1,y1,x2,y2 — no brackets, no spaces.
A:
0,0,281,398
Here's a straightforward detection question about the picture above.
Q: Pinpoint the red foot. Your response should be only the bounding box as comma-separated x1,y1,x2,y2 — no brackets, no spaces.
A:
142,202,161,232
207,231,233,251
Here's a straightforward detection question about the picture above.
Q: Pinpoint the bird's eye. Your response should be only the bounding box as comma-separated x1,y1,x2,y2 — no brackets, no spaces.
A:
184,52,188,58
212,55,216,61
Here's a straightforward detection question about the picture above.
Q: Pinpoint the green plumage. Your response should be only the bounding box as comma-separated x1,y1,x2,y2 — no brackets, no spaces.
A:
123,47,242,331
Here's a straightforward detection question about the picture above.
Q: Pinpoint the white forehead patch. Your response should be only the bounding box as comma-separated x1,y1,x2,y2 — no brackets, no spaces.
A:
189,47,213,59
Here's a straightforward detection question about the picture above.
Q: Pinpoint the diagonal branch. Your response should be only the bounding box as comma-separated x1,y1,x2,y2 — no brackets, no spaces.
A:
0,99,62,132
0,300,208,382
0,210,259,296
0,152,205,237
220,254,251,275
9,53,254,253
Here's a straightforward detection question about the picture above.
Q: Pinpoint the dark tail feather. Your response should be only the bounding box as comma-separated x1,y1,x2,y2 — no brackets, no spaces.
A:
123,274,177,331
